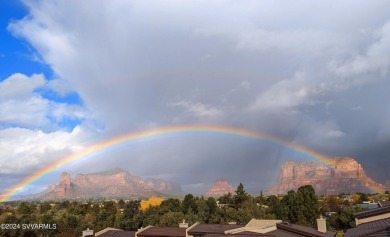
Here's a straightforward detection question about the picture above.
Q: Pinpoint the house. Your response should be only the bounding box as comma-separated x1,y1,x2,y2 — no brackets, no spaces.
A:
223,219,282,234
268,222,336,237
87,227,146,237
187,223,245,237
95,227,122,236
354,205,390,226
187,218,336,237
378,200,390,207
98,230,136,237
344,204,390,236
344,218,390,237
136,226,186,237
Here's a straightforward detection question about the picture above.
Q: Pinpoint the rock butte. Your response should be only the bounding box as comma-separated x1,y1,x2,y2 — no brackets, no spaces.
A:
267,157,387,195
205,178,236,197
42,168,183,200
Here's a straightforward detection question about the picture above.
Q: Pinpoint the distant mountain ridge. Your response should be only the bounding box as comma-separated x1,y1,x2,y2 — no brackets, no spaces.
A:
41,168,183,200
267,157,387,195
10,157,389,201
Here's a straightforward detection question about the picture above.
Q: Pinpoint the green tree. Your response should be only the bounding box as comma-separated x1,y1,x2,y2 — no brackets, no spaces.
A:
337,205,365,229
358,193,369,203
266,195,281,217
278,185,320,226
102,201,117,216
182,194,196,214
218,193,233,206
322,195,341,213
279,190,299,223
119,200,142,231
206,197,218,215
255,191,266,205
16,202,33,215
60,200,70,209
206,197,221,224
160,198,181,212
159,212,185,227
117,199,125,209
236,208,252,224
39,202,52,214
55,213,81,236
234,183,249,209
297,185,320,226
123,200,140,219
140,206,160,227
241,198,265,219
196,197,209,223
225,207,238,223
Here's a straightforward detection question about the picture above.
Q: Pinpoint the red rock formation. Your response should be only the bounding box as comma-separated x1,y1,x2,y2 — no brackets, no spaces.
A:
205,178,236,197
267,157,386,195
51,172,72,197
42,168,181,200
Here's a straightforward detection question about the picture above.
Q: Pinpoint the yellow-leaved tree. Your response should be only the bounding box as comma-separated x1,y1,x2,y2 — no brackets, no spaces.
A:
140,197,164,211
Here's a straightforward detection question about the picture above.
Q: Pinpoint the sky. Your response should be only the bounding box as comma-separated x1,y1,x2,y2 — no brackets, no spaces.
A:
1,0,390,196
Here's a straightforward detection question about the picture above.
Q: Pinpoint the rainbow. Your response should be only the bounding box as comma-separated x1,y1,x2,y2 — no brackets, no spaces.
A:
0,124,335,202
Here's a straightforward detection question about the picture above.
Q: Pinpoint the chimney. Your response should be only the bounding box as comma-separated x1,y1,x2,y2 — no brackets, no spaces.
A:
317,216,326,233
82,228,94,237
179,219,188,228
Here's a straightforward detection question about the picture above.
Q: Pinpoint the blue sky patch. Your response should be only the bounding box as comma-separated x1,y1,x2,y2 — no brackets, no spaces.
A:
0,0,53,80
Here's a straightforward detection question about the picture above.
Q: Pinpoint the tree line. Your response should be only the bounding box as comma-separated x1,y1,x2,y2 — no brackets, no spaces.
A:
0,184,371,237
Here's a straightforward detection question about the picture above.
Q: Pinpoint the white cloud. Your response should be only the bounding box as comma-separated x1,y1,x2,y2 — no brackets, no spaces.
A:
0,126,86,175
49,103,88,122
0,73,45,99
247,71,317,112
45,78,74,96
0,74,50,128
0,73,89,130
330,20,390,78
0,96,49,127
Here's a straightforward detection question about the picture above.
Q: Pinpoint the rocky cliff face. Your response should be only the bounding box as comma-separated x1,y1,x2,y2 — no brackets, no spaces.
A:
205,179,236,197
42,168,181,200
51,172,72,197
267,157,386,195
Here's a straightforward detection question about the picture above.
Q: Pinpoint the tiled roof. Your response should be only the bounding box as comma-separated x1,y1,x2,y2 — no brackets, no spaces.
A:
137,227,186,237
98,230,135,237
273,223,336,237
95,227,123,236
188,224,245,235
189,222,335,237
354,205,390,219
378,201,390,207
203,234,273,237
234,231,274,236
344,217,390,237
268,229,314,237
